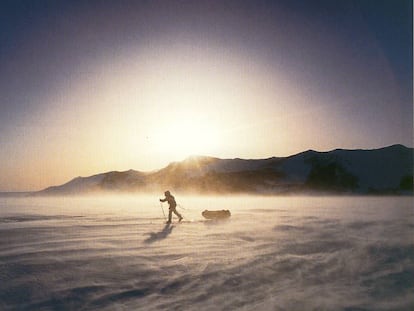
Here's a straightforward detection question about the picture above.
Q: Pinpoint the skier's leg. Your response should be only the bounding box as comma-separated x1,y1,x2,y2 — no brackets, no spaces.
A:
167,208,172,223
173,209,183,221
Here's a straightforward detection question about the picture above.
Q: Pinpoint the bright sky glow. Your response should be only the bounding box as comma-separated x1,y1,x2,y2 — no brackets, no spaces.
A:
0,1,412,191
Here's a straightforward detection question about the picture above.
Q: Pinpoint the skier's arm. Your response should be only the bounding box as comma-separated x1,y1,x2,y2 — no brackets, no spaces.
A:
160,197,167,202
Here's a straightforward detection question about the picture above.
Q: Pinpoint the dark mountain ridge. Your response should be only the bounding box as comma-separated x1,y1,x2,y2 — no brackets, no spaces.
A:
35,145,413,195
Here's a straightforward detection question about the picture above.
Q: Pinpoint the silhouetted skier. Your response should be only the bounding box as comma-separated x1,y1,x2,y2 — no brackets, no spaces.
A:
160,191,183,223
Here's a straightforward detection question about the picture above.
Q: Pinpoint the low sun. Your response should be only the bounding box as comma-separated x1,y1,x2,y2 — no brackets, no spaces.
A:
152,117,221,160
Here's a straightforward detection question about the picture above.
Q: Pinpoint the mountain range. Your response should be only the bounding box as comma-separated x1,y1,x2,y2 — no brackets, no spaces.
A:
36,145,413,196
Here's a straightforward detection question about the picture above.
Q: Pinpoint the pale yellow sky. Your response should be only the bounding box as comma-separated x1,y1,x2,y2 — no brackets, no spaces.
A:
1,1,411,191
2,41,408,191
2,44,334,190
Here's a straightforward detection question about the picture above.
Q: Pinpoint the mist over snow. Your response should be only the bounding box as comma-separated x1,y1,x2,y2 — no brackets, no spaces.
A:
0,196,413,310
35,145,413,196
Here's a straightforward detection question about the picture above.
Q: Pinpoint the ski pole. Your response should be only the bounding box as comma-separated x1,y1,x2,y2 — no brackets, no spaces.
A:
160,202,166,220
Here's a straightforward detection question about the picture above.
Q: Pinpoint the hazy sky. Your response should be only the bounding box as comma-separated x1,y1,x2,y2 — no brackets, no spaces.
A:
0,0,412,191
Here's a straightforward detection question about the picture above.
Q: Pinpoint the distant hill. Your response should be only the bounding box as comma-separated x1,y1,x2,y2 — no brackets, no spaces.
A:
35,145,413,196
38,169,148,195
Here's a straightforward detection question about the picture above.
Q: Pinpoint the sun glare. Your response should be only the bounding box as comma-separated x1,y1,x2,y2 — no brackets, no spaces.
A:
152,118,221,159
46,44,289,172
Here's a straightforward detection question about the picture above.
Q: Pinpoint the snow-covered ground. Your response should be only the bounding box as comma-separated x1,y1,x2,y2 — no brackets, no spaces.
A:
0,196,413,310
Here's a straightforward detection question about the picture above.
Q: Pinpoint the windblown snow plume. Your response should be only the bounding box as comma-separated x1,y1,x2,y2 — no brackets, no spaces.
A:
1,196,413,310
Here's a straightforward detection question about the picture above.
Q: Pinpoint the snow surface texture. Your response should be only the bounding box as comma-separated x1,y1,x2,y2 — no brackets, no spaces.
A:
1,196,413,310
